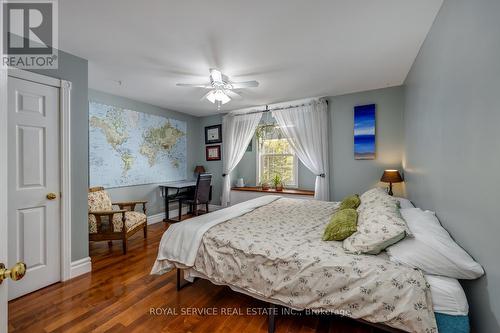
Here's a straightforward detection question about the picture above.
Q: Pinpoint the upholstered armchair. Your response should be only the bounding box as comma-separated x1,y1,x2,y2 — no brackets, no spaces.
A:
88,187,147,254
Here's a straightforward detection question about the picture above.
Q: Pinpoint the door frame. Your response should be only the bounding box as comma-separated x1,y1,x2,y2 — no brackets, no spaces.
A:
7,69,73,282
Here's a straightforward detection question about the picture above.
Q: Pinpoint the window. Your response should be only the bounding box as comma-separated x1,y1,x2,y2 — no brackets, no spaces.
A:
256,125,298,187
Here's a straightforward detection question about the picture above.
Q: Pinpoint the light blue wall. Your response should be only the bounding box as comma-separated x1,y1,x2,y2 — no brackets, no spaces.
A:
196,114,224,205
202,86,405,201
29,51,89,261
403,1,500,331
88,90,201,216
328,86,405,200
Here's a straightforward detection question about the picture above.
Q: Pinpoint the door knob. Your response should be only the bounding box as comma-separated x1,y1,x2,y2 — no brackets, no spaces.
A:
0,262,27,284
46,192,57,200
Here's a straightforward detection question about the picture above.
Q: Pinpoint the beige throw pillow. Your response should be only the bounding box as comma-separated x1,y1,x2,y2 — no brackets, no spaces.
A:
343,188,410,254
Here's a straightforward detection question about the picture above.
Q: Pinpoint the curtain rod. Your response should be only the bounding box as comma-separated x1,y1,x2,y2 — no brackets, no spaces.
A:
232,99,328,117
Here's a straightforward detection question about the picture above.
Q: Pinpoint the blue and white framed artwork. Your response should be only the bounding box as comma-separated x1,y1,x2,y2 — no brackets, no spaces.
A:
354,104,376,160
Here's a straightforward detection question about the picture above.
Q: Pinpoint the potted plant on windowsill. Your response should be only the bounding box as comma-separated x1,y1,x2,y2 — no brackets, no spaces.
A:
273,174,284,192
260,178,270,191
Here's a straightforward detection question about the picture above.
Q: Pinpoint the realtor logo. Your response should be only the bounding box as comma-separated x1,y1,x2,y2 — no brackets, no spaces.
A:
2,0,58,68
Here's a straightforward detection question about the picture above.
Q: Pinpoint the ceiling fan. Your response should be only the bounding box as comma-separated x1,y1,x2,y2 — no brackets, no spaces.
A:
176,69,259,109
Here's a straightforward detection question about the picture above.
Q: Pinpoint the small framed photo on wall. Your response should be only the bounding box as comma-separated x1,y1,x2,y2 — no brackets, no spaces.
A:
205,124,222,144
206,145,221,161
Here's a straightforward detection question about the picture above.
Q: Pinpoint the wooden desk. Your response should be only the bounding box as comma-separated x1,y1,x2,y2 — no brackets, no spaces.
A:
159,180,212,222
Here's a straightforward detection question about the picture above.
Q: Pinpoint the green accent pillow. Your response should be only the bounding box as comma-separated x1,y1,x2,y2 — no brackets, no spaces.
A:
339,194,361,210
323,209,358,241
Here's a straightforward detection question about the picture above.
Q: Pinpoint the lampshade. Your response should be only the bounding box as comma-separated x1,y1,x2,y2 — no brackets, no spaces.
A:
194,165,206,173
380,170,403,183
206,90,231,104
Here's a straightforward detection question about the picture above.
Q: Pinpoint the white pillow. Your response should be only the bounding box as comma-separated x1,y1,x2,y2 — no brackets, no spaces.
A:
425,275,469,316
386,208,484,279
394,197,414,209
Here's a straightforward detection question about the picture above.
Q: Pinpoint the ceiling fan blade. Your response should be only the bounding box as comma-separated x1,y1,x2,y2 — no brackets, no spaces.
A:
177,83,212,88
210,68,223,83
200,91,214,101
176,83,212,88
230,80,259,89
224,90,243,100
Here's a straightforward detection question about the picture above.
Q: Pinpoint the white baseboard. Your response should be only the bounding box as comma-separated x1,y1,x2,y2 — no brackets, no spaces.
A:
147,204,222,225
70,257,92,279
68,205,223,279
147,212,165,225
208,204,222,211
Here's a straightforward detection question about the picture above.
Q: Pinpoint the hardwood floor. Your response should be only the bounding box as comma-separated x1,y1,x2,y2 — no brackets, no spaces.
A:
9,221,385,333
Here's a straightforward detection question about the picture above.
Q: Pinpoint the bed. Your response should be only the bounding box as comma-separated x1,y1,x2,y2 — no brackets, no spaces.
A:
152,195,470,333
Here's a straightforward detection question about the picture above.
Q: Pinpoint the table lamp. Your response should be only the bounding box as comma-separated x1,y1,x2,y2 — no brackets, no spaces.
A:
194,165,206,177
380,170,403,196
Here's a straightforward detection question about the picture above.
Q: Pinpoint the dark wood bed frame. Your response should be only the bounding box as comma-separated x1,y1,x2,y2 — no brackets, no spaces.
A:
175,268,405,333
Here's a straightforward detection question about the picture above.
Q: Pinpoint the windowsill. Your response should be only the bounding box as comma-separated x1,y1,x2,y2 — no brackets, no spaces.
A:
231,186,315,196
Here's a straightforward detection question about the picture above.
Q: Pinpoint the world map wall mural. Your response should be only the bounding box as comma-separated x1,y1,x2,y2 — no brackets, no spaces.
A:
89,101,187,188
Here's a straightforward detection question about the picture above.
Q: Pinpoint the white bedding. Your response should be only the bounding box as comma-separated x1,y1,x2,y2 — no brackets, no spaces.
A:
151,195,413,277
151,195,280,275
425,275,469,316
153,197,437,333
394,197,414,209
387,208,484,279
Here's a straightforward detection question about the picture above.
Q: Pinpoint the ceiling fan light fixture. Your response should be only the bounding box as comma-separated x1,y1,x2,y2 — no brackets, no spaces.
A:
177,68,258,109
210,68,223,83
206,90,231,104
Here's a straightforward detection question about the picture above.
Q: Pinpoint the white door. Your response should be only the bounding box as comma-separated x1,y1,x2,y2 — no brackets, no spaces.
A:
7,76,61,300
0,3,8,324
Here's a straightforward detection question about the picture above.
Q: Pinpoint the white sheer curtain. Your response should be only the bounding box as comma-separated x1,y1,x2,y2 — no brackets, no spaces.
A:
272,100,330,201
221,112,262,207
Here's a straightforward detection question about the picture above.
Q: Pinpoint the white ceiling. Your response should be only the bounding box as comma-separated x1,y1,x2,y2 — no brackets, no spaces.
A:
59,0,443,116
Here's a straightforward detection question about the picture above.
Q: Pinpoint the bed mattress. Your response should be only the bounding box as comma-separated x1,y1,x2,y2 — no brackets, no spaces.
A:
435,313,470,333
190,197,437,333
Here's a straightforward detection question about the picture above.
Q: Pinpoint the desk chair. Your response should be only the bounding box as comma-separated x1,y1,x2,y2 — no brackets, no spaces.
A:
179,173,212,218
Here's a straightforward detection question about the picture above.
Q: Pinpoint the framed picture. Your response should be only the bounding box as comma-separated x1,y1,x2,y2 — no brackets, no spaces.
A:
205,124,222,144
206,145,221,161
354,104,376,160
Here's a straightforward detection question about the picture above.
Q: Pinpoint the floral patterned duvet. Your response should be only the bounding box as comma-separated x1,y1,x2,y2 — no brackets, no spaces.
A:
192,197,437,333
